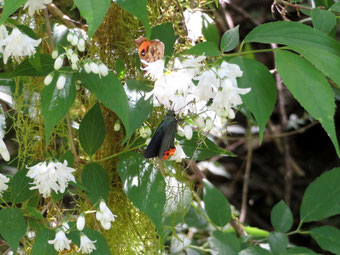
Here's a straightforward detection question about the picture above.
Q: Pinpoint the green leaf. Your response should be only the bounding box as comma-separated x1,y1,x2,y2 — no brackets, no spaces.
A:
185,42,221,57
0,0,27,24
79,102,105,155
115,58,126,80
31,229,57,255
289,46,340,86
284,247,318,255
180,132,234,160
221,25,239,52
73,0,111,38
275,50,339,157
26,206,43,219
29,49,42,72
41,73,76,145
300,167,340,222
125,79,152,92
330,2,340,12
202,20,220,47
244,21,340,55
60,150,74,167
11,169,35,203
0,208,26,252
311,9,336,34
82,163,109,204
0,54,54,78
310,226,340,254
203,179,231,227
79,72,152,143
270,200,293,233
151,22,176,57
117,152,166,240
114,0,151,38
239,246,271,255
230,57,277,143
209,231,241,255
268,232,288,255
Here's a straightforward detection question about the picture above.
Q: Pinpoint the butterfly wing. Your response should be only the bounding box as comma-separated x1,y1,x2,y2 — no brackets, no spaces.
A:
158,119,177,159
144,121,166,158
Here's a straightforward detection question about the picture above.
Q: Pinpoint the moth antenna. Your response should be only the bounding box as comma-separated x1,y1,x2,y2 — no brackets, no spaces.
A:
154,96,162,106
175,100,195,113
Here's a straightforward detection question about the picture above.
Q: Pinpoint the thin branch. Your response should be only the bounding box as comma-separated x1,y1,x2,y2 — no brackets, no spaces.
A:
47,4,78,28
240,121,253,223
66,113,80,171
275,0,314,10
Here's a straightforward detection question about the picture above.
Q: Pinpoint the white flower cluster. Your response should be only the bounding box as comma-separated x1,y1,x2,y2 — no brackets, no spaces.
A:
48,200,117,253
45,30,109,89
0,25,41,64
0,107,10,162
23,0,52,16
26,160,76,198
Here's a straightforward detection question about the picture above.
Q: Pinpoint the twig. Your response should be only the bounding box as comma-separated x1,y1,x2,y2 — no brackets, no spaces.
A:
226,2,261,26
66,113,80,171
47,4,78,28
275,0,314,10
44,8,54,51
229,218,248,237
240,120,253,223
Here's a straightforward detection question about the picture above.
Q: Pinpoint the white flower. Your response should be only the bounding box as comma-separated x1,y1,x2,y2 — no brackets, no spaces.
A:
78,38,85,52
205,118,214,130
183,125,193,140
77,214,85,231
0,139,10,161
84,62,91,73
71,35,79,46
0,173,9,197
66,33,73,43
99,63,108,77
96,200,117,230
44,73,54,85
90,62,99,74
170,144,187,163
183,9,213,42
48,229,71,252
66,48,73,56
23,0,52,16
0,25,8,44
142,59,164,80
26,160,76,198
54,55,64,70
71,53,78,64
71,63,78,70
56,74,66,89
78,234,96,254
0,28,41,64
51,49,58,59
194,116,205,129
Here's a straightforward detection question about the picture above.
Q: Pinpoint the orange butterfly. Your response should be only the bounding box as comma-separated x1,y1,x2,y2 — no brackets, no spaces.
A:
135,36,165,68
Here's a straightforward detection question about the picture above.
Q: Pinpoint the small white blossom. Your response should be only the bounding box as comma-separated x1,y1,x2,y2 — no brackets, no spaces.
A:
71,63,78,70
26,160,76,198
142,59,164,80
78,38,85,52
183,125,193,140
170,144,187,163
84,62,91,73
77,214,85,231
56,74,66,89
71,35,79,46
23,0,52,16
99,63,108,77
205,118,214,130
44,73,54,86
0,173,9,197
114,120,121,132
183,9,213,42
0,139,10,161
78,234,96,254
71,53,78,64
96,200,117,230
144,126,151,137
194,116,205,129
66,33,73,43
66,48,73,56
48,229,71,252
0,25,8,43
51,49,58,59
0,28,41,64
90,62,99,74
54,55,64,70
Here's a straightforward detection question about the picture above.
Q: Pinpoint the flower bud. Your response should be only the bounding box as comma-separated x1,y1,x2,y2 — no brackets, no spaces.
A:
99,63,108,77
54,55,64,70
90,62,99,74
71,53,78,64
44,73,54,85
78,45,85,52
77,214,85,231
227,108,235,119
114,120,121,131
66,33,73,42
62,222,70,232
144,126,152,137
51,49,58,59
184,125,193,140
84,62,91,73
139,126,146,138
205,118,213,130
71,35,79,46
78,38,85,49
71,63,78,70
66,48,73,56
194,116,205,129
56,74,66,90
